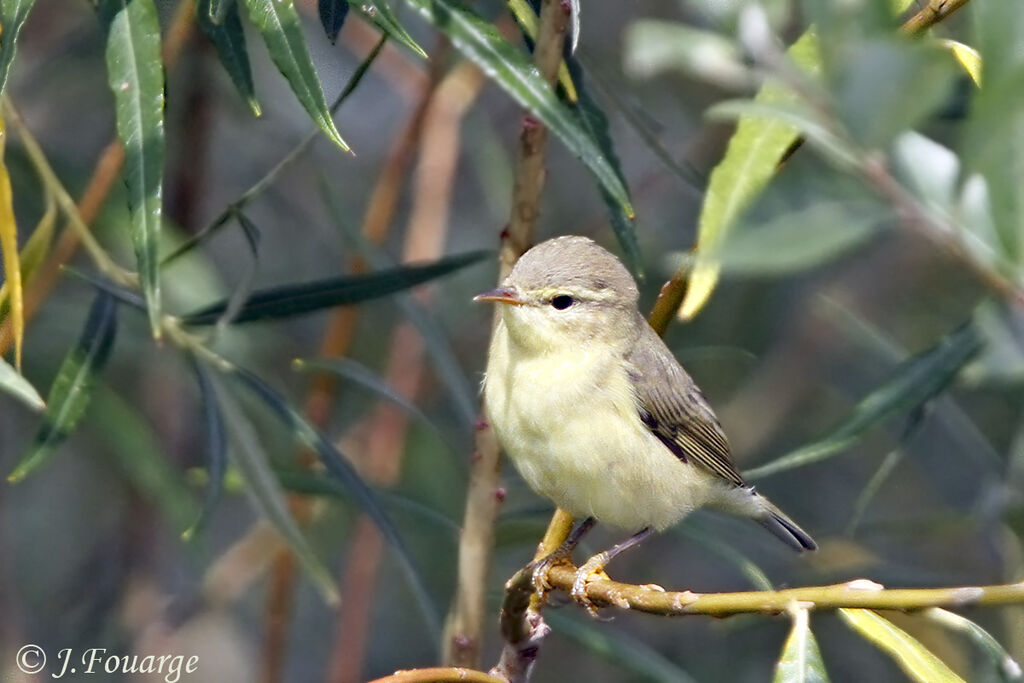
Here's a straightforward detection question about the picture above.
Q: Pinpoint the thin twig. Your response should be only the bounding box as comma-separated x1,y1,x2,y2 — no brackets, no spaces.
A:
902,0,972,36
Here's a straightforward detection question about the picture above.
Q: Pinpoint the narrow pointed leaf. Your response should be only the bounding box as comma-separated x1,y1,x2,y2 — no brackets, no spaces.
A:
182,249,489,324
242,0,349,150
349,1,427,58
197,0,261,115
940,39,982,86
63,267,148,310
746,322,982,480
0,0,36,97
184,358,229,540
924,608,1023,682
0,187,56,314
103,0,165,337
206,372,339,603
318,0,348,44
0,116,23,368
679,29,822,320
839,609,965,683
91,385,200,534
0,356,43,411
213,210,261,329
506,0,577,100
231,367,439,635
774,608,830,683
567,55,640,273
8,293,118,482
400,0,633,218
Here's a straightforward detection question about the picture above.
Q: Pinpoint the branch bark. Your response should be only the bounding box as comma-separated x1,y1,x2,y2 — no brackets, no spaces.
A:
442,0,570,669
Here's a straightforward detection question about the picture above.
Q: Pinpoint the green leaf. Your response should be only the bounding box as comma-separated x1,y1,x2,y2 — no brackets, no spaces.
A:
103,0,165,337
319,0,348,44
242,0,350,151
567,56,641,274
746,321,983,480
231,367,440,634
91,385,200,534
839,609,965,683
924,608,1023,682
183,357,229,540
711,201,882,275
0,355,44,411
197,0,261,115
293,357,445,441
205,370,340,604
8,293,118,482
679,29,822,320
0,0,36,97
547,611,699,683
774,608,830,683
349,1,426,58
399,0,633,218
182,249,489,324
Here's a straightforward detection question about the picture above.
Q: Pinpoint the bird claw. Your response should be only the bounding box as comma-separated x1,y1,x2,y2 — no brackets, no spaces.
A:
571,553,612,619
527,548,573,603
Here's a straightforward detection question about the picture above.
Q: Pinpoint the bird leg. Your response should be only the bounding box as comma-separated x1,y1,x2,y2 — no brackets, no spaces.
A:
528,517,596,600
572,527,654,618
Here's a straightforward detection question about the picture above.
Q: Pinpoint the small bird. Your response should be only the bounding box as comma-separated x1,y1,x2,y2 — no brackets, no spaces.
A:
476,236,815,609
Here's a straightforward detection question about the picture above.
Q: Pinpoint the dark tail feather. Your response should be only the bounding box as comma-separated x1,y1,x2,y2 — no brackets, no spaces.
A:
757,499,817,552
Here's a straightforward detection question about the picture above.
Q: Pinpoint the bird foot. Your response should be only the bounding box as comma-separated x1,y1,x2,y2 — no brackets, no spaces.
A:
527,547,575,603
571,553,613,619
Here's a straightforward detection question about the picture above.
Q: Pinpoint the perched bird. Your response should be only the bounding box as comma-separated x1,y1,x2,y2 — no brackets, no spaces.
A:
477,236,815,609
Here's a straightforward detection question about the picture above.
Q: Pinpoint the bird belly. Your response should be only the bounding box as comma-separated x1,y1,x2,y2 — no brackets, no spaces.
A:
484,329,722,532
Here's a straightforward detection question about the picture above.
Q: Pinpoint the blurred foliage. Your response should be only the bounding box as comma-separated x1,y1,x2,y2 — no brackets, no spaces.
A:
0,0,1022,682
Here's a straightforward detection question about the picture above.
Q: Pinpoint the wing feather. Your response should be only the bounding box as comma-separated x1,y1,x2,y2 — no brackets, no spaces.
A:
626,321,745,487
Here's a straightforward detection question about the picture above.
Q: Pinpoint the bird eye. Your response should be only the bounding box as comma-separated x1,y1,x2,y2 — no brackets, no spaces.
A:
550,295,574,310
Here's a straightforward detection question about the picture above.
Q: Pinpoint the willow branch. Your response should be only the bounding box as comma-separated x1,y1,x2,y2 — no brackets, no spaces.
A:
367,668,505,683
902,0,972,36
444,0,570,671
518,566,1024,617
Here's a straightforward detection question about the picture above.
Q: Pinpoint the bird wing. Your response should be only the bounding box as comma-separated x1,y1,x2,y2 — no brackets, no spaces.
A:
625,322,745,487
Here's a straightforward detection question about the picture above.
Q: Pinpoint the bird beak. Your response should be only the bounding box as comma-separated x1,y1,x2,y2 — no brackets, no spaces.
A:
474,286,525,306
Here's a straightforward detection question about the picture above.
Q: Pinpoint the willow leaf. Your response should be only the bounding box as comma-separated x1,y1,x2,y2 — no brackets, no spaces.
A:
104,0,165,337
184,358,229,540
0,356,43,411
399,0,633,217
774,608,830,683
839,609,965,683
0,0,36,97
319,0,348,44
680,29,822,320
242,0,349,150
231,367,439,635
349,1,426,57
182,249,488,324
746,322,982,480
197,0,261,115
8,293,118,482
0,116,22,368
207,371,339,603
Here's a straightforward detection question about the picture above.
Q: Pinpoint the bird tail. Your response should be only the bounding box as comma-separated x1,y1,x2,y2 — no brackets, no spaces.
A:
756,498,817,552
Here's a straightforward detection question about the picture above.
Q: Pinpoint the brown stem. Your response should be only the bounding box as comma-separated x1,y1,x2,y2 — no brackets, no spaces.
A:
902,0,972,35
445,0,570,671
367,668,505,683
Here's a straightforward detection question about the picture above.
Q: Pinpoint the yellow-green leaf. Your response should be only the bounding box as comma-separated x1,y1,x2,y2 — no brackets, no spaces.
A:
941,39,982,86
679,29,822,320
0,116,23,369
0,186,57,313
774,608,830,683
839,609,966,683
506,0,578,102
